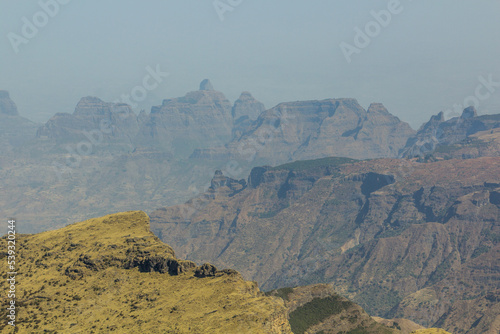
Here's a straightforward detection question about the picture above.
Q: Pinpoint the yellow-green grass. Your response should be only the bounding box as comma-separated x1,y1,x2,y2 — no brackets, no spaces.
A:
0,211,290,333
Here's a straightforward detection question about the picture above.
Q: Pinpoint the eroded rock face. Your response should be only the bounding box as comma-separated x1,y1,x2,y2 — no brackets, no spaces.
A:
224,99,415,164
151,157,500,333
390,243,500,334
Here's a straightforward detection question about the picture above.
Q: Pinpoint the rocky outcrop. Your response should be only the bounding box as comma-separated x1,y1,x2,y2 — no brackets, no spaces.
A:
461,106,477,119
151,157,500,333
194,263,218,277
209,170,247,196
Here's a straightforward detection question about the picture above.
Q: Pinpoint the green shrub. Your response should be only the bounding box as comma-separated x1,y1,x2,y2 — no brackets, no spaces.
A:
288,296,353,334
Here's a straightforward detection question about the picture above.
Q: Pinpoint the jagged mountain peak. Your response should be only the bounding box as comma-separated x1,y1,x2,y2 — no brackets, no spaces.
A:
0,90,19,116
435,111,445,121
236,91,261,102
461,105,477,119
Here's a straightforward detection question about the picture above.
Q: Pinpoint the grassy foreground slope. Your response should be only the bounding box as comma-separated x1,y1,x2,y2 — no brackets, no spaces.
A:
0,211,291,333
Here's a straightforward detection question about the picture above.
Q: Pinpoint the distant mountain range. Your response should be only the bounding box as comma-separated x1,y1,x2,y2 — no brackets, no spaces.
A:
192,99,415,164
33,80,415,160
1,80,498,234
0,80,418,232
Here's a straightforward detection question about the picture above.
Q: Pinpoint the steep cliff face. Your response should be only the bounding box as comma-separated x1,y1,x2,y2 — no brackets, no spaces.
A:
400,107,500,158
390,242,500,334
150,157,500,333
0,211,292,333
223,99,414,164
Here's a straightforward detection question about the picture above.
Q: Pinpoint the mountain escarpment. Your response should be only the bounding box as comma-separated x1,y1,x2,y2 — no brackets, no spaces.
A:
151,156,500,333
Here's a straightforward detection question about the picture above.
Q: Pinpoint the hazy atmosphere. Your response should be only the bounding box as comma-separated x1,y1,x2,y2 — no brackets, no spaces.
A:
1,0,499,127
1,1,500,333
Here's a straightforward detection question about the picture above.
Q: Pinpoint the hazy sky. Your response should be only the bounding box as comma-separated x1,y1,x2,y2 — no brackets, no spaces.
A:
1,0,499,128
